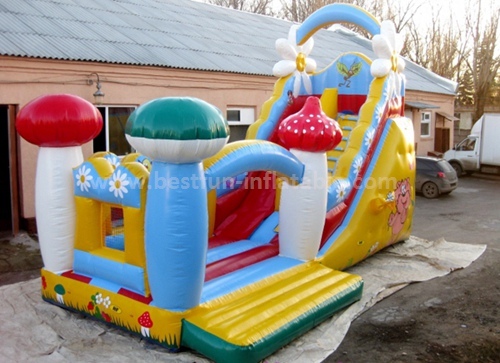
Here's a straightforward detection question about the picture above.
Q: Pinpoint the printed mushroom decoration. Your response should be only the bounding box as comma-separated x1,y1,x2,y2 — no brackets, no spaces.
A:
54,284,66,304
16,94,102,273
125,97,229,311
138,311,153,337
277,96,342,260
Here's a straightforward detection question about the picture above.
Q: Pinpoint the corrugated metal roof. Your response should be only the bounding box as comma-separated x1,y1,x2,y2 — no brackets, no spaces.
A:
0,0,456,95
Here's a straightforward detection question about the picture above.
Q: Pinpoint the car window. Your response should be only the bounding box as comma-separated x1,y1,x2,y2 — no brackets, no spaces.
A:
417,159,432,171
458,138,476,151
437,160,454,172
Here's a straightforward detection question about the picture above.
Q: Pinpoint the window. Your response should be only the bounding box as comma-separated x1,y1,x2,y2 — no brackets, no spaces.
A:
420,112,431,137
457,137,476,151
94,106,136,155
226,107,255,143
104,205,125,251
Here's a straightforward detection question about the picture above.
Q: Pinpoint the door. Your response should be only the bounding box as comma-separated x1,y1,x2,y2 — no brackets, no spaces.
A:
0,105,19,234
434,127,450,153
456,137,479,170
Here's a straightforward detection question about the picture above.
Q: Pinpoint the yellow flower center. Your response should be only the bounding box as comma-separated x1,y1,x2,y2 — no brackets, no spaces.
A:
391,52,398,72
80,175,85,183
296,52,306,72
114,180,121,189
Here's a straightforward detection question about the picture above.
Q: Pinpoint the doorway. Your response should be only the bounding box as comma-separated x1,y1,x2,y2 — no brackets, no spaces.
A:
435,127,450,153
0,105,19,234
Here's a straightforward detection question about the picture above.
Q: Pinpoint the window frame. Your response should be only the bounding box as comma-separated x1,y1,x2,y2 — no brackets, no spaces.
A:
226,106,255,126
420,111,432,138
96,105,137,155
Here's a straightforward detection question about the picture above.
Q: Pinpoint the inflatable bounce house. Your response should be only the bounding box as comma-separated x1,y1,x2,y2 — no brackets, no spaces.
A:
16,4,415,363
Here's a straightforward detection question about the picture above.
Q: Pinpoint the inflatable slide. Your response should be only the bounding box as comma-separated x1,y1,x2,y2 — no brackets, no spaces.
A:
16,4,415,363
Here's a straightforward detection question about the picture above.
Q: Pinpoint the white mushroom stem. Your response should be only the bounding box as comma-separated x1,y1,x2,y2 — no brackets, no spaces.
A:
279,149,328,260
140,326,150,337
36,146,83,273
56,293,64,304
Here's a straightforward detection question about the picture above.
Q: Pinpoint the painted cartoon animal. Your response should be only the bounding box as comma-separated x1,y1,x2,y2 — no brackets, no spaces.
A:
337,61,362,87
388,178,411,236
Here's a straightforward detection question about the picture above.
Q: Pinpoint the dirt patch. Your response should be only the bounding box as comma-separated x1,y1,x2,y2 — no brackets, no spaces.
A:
0,233,43,286
424,340,499,363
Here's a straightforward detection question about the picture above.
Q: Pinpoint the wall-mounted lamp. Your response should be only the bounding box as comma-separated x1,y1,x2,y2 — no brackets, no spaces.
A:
88,72,105,105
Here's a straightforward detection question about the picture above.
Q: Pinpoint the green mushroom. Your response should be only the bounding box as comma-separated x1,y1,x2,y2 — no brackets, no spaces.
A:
54,284,66,304
125,97,229,163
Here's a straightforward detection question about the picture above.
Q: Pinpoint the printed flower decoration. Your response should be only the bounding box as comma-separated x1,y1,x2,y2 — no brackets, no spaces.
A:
76,165,93,192
352,156,363,176
102,296,111,309
108,169,130,198
273,25,317,97
105,154,120,168
370,21,405,78
95,293,103,304
336,182,347,203
364,128,375,148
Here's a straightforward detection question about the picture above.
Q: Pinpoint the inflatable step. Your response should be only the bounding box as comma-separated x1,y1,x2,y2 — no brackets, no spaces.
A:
182,261,363,363
326,117,357,174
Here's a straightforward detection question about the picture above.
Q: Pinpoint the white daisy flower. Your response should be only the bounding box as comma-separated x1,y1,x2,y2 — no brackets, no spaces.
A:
95,293,103,305
364,129,375,148
102,296,111,309
75,165,93,192
336,182,347,203
108,169,130,199
273,25,317,97
370,21,405,78
352,157,363,176
105,154,120,168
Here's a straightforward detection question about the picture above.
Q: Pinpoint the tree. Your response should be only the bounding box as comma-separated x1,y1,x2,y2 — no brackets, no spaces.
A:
403,10,468,82
464,0,500,122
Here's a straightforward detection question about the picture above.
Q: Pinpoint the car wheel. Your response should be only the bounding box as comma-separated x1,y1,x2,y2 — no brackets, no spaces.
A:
421,181,439,199
450,162,463,177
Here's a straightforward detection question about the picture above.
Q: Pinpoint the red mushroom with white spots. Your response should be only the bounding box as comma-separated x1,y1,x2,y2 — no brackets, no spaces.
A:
16,94,102,273
138,311,153,337
277,96,342,260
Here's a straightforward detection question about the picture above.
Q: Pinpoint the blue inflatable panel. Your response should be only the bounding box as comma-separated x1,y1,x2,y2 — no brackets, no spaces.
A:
296,3,380,45
73,249,146,295
205,141,304,190
105,234,124,251
88,277,121,294
249,211,279,243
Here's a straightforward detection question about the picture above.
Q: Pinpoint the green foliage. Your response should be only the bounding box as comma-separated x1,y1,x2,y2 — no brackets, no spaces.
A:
337,62,349,77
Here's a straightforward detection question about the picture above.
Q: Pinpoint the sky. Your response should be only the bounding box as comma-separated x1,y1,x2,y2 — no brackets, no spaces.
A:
195,0,499,27
195,0,499,47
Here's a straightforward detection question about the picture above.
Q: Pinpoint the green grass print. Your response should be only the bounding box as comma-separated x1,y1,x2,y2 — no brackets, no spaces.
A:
42,290,180,350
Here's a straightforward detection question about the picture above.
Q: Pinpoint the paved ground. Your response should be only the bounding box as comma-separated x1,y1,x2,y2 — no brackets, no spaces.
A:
0,230,42,286
1,174,499,362
325,174,500,363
